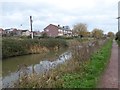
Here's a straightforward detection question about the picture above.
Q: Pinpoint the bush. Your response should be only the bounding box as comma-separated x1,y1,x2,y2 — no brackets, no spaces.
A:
38,38,67,48
116,31,120,41
2,39,28,58
117,40,120,47
115,31,120,46
2,38,68,59
55,36,73,40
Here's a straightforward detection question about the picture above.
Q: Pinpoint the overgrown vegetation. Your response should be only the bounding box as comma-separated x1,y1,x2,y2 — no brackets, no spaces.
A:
2,38,68,59
115,31,120,46
61,39,112,88
14,38,112,88
118,41,120,46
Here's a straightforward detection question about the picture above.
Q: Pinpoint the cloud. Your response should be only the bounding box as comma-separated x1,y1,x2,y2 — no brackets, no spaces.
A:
0,0,119,34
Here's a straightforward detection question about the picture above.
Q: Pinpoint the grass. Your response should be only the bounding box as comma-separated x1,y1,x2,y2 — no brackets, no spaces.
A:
61,39,112,88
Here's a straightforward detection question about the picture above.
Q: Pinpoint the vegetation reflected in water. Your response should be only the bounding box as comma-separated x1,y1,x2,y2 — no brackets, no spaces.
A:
2,49,67,77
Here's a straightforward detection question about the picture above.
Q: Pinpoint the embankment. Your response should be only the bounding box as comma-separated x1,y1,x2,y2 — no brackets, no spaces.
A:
2,38,68,59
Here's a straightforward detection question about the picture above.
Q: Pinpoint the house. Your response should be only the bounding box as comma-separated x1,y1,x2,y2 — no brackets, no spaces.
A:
14,29,22,36
3,28,22,36
12,29,20,36
62,26,72,36
21,30,31,36
43,24,72,37
11,28,23,36
0,28,3,36
44,24,59,37
1,28,31,37
33,31,42,37
4,28,13,36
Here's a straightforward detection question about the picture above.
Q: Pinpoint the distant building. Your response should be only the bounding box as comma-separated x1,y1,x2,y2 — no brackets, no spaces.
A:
2,28,31,36
62,26,72,36
44,24,59,37
43,24,72,37
4,28,14,36
14,29,22,36
21,30,31,36
12,28,22,36
0,28,3,36
3,28,22,36
33,31,42,37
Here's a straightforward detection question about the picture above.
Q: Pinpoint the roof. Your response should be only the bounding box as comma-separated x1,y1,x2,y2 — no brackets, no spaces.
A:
44,24,59,30
21,30,29,32
0,28,3,31
5,29,11,31
44,24,71,31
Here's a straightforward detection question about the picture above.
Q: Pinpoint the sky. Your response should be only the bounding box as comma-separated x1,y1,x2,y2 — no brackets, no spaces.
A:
0,0,119,34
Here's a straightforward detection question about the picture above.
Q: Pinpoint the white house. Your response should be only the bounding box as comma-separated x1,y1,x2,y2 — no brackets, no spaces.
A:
22,30,31,36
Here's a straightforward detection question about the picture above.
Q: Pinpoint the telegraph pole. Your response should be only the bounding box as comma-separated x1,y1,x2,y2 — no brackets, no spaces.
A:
117,17,120,32
30,16,33,39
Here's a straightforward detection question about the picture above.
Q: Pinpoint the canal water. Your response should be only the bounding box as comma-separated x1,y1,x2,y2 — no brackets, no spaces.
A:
2,49,72,88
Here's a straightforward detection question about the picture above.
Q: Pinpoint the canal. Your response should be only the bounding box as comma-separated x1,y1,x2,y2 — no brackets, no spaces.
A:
2,49,71,88
2,49,66,77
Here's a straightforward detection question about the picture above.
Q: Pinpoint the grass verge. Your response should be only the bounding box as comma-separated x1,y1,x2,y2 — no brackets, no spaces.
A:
61,39,112,88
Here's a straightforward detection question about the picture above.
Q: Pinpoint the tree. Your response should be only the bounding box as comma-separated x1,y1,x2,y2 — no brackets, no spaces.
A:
86,32,91,37
92,28,103,39
116,31,120,41
73,23,88,37
107,32,114,37
41,32,48,38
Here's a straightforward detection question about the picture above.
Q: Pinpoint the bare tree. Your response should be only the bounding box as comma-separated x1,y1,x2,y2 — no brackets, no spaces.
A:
73,23,88,37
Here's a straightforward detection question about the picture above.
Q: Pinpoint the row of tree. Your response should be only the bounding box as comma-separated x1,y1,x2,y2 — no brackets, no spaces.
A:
73,23,114,39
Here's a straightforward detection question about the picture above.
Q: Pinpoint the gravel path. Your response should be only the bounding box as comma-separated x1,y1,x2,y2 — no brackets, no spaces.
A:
97,40,118,88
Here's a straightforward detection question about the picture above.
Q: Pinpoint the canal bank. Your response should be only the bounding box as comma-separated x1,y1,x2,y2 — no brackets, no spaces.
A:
2,38,68,59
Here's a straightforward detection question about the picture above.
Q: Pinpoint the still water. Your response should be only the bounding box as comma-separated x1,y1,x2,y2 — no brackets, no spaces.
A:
2,50,65,77
2,49,72,88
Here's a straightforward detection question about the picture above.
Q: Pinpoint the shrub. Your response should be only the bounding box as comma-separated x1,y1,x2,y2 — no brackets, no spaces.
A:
39,38,68,48
116,31,120,41
2,38,68,59
115,31,120,46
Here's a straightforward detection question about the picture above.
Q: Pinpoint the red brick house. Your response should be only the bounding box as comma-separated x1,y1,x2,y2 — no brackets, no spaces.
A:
44,24,72,37
44,24,59,37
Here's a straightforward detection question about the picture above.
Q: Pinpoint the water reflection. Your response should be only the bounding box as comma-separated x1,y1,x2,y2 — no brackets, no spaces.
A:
2,49,66,77
2,51,72,88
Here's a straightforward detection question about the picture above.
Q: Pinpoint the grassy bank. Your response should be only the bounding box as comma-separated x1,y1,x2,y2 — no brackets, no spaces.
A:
2,38,68,59
61,39,112,88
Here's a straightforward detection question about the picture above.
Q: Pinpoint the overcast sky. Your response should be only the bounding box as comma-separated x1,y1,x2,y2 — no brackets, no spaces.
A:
0,0,119,34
